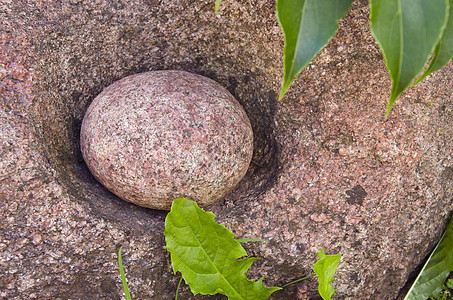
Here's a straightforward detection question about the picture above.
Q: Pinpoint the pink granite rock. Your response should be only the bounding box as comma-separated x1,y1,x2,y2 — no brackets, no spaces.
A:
80,70,253,210
3,0,453,298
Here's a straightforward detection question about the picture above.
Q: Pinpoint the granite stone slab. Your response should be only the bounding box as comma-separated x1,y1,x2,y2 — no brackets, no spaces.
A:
1,0,452,299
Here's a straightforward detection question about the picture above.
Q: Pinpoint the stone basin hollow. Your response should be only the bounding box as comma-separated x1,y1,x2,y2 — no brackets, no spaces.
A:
31,62,281,231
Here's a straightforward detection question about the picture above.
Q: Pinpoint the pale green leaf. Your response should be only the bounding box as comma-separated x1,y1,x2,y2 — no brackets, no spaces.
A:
369,0,449,116
215,0,221,14
404,216,453,300
118,247,132,300
447,277,453,288
276,0,353,100
415,0,453,84
164,198,281,299
313,249,342,300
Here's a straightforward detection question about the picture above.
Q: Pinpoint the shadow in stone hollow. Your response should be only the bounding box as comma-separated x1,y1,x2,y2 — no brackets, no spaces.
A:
218,78,281,207
30,37,281,236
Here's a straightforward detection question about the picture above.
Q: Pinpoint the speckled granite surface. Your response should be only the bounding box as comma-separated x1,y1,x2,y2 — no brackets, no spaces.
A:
81,70,253,210
1,0,452,299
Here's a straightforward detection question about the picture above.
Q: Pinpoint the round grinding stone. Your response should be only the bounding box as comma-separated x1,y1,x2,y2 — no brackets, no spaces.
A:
80,70,253,210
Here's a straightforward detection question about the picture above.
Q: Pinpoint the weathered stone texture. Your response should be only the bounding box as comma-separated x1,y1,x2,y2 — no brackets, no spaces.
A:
81,70,253,210
1,0,452,299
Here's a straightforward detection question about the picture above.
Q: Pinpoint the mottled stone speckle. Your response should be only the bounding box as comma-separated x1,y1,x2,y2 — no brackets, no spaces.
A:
80,70,253,210
2,0,453,298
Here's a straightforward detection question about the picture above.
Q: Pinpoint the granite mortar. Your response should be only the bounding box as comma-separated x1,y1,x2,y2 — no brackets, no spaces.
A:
1,0,452,299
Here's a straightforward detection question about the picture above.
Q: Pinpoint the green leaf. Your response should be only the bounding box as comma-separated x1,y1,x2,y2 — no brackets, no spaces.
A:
369,0,449,116
215,0,221,14
164,198,281,299
447,277,453,289
313,249,341,300
118,247,132,300
415,0,453,84
276,0,353,100
404,216,453,300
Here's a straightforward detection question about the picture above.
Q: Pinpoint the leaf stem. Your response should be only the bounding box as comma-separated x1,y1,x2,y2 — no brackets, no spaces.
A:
251,160,268,168
175,275,183,300
280,274,316,288
235,238,268,243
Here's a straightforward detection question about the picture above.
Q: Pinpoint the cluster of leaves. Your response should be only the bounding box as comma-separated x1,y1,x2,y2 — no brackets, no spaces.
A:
217,0,453,115
277,0,453,115
119,198,342,299
405,216,453,300
116,2,453,299
271,0,453,298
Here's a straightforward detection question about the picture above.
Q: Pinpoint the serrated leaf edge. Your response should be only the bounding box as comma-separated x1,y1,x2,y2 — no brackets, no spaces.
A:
164,198,280,299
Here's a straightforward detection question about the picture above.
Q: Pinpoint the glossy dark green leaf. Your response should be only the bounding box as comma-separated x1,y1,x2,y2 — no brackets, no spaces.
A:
276,0,353,100
369,0,449,116
415,0,453,84
404,216,453,300
164,198,281,299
